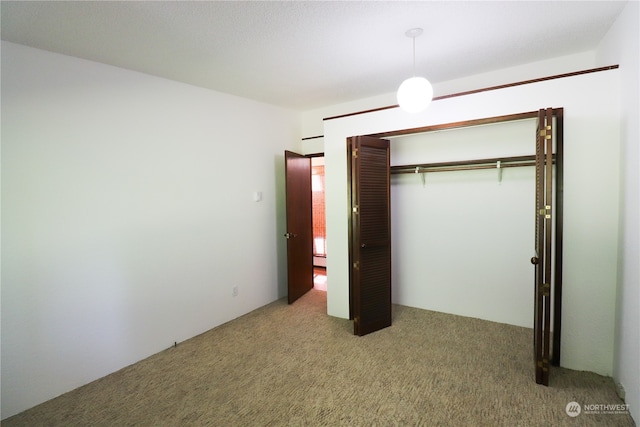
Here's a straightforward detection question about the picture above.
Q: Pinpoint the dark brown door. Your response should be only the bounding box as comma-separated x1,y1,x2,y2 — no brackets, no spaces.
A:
532,108,553,385
349,136,391,336
285,151,313,304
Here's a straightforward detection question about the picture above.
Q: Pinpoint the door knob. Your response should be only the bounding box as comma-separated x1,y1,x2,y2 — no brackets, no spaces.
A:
530,256,539,265
284,232,297,239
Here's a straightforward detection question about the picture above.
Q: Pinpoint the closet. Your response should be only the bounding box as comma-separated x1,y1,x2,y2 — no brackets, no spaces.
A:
349,109,562,385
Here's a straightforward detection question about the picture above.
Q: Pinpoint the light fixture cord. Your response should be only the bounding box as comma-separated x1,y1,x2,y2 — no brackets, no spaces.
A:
412,35,416,77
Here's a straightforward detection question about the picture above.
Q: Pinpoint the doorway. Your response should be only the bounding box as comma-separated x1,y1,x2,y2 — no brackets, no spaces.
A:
312,156,327,291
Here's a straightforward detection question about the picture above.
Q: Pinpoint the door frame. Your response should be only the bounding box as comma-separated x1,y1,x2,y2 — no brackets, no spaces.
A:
351,108,564,365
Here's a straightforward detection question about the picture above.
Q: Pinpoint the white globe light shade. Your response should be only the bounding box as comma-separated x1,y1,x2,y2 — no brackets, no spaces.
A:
397,76,433,113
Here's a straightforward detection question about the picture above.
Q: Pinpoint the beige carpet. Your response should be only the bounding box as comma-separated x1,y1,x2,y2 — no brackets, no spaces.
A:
3,289,634,426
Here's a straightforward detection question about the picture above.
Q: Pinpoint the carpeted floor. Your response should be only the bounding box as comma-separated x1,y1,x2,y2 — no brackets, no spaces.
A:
3,289,634,426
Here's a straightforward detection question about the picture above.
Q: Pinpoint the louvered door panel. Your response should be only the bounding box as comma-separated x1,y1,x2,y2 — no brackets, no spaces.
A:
350,136,391,336
533,108,553,386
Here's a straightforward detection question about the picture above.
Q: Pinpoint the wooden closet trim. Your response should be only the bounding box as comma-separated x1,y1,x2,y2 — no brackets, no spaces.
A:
323,65,616,122
370,111,539,139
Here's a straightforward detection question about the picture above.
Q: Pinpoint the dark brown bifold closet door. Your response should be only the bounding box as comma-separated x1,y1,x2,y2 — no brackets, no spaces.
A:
349,136,391,336
284,151,313,304
533,108,554,385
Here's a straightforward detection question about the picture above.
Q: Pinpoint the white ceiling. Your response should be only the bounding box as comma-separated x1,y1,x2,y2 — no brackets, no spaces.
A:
1,1,627,111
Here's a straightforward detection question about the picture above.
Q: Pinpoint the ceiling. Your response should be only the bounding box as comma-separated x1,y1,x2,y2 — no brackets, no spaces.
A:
1,1,627,111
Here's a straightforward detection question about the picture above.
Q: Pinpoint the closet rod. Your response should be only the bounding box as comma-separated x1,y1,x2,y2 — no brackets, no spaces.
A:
391,154,556,175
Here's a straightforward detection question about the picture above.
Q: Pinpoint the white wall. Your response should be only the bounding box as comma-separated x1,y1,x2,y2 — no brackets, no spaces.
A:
1,42,300,419
323,69,621,378
301,51,596,139
596,1,640,420
390,119,539,328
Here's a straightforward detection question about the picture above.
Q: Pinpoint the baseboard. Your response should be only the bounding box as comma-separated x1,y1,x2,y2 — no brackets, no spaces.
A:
616,382,626,401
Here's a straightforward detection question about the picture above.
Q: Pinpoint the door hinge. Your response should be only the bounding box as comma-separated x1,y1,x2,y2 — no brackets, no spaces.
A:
539,205,551,219
352,148,358,158
539,126,552,139
540,283,551,297
352,205,359,214
537,358,549,372
353,261,359,270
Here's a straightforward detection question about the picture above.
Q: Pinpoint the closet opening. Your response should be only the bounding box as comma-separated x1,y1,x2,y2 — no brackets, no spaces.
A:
348,108,563,385
312,156,327,291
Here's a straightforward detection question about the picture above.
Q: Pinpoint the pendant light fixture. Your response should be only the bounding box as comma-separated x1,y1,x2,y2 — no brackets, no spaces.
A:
397,28,433,113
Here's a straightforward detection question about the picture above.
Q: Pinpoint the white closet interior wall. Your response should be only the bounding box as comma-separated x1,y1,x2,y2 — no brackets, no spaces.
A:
390,118,550,328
